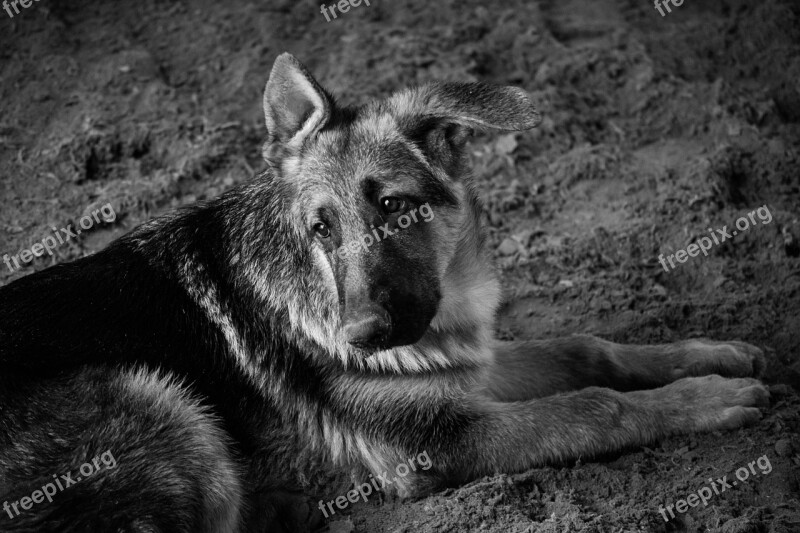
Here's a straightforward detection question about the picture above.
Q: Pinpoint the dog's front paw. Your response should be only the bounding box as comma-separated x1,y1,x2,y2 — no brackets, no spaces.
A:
678,339,766,378
648,375,769,434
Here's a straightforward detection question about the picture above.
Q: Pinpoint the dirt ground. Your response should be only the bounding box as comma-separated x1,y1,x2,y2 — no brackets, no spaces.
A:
1,0,799,531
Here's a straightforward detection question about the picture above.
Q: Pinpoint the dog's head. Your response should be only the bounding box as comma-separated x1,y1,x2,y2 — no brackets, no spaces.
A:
261,53,540,366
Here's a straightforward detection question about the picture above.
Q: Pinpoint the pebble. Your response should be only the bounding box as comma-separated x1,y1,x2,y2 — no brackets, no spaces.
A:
775,438,794,457
497,238,519,256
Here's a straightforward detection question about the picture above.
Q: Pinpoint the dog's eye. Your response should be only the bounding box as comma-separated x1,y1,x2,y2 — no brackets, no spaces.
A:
380,197,407,215
313,222,331,238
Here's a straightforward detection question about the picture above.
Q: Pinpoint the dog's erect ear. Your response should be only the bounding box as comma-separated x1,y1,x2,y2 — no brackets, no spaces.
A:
396,82,541,174
263,53,332,165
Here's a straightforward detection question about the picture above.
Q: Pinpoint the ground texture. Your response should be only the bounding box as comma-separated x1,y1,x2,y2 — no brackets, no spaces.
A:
0,0,798,531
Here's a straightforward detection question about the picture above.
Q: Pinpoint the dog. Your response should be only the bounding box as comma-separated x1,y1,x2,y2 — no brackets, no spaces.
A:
0,53,768,532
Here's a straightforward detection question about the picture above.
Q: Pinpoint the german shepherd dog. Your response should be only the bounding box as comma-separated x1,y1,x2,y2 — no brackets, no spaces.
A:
0,53,768,532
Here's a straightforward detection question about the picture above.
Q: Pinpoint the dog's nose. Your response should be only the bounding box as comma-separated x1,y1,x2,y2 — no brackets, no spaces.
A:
343,306,391,349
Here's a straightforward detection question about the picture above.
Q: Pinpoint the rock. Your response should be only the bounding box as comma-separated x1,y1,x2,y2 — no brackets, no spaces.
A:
775,438,794,457
495,134,518,155
651,284,667,297
497,238,519,256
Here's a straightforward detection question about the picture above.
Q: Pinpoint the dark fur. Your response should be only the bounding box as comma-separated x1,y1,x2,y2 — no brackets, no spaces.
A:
0,54,768,532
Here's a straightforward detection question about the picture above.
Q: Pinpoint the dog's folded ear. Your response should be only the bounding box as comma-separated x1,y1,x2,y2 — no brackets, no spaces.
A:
395,82,541,174
263,53,332,166
417,83,542,131
407,82,542,132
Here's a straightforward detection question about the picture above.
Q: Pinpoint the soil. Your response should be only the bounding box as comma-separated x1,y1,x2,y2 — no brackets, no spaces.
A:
1,0,799,532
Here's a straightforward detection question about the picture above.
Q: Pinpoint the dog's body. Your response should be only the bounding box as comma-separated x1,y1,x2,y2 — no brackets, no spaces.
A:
0,54,768,532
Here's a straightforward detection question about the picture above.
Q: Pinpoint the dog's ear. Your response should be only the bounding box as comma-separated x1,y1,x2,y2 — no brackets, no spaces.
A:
263,53,332,166
414,82,542,132
396,82,541,173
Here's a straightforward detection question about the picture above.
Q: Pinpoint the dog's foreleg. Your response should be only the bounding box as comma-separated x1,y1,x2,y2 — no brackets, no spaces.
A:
452,375,767,481
485,335,765,401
